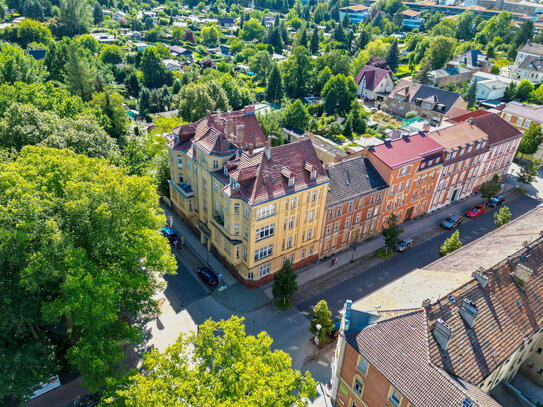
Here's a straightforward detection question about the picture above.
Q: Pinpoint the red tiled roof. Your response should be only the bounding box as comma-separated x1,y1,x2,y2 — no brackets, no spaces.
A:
444,107,470,120
220,138,329,206
447,111,523,146
354,65,391,89
427,121,488,152
369,132,444,169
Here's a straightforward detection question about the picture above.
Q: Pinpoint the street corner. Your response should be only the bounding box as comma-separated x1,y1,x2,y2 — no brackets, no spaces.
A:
212,281,272,313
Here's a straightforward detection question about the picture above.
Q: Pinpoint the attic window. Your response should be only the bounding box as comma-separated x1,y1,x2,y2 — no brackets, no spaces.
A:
288,176,295,186
310,169,317,180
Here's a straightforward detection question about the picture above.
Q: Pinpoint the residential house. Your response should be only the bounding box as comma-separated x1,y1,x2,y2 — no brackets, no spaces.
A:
168,107,329,287
220,44,231,55
112,11,126,20
330,207,543,407
384,79,468,126
427,121,489,210
498,101,543,132
447,49,492,72
366,132,444,225
89,32,115,43
320,157,388,258
133,42,150,52
514,55,543,84
472,71,514,101
218,17,235,27
339,5,370,24
447,112,523,185
354,65,394,100
402,9,425,30
514,41,543,67
170,45,193,58
429,66,474,88
162,59,184,71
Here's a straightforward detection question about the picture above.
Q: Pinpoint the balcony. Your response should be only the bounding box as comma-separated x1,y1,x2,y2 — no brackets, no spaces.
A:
213,211,224,226
169,180,194,198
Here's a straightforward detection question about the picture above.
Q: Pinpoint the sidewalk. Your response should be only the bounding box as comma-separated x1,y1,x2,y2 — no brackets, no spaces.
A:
160,201,237,286
264,186,520,299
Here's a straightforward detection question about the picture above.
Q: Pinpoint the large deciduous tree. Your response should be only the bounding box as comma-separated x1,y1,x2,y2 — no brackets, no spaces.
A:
0,146,176,400
282,46,312,99
479,173,502,200
272,260,298,309
104,316,317,406
381,213,404,255
494,206,512,228
518,123,542,157
321,74,357,116
0,44,45,84
281,99,311,131
425,35,455,69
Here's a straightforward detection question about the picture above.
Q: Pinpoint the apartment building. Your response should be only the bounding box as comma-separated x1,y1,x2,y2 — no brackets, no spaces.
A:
384,79,467,126
498,101,543,133
427,121,489,210
366,132,444,226
448,112,523,185
168,108,329,287
320,157,387,258
330,207,543,407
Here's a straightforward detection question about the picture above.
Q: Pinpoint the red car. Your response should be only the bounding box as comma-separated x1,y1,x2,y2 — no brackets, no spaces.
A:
465,204,485,218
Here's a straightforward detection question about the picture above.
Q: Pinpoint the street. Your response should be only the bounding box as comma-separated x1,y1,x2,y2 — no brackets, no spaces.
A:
296,193,542,318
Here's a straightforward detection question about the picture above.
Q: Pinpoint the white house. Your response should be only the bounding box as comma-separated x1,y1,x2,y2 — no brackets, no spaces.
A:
354,65,394,100
112,11,126,20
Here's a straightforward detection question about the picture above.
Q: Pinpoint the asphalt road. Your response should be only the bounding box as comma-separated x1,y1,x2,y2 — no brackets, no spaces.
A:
297,194,542,318
163,250,210,312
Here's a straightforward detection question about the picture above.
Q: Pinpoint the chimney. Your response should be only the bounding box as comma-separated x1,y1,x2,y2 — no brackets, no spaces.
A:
467,117,473,125
512,263,533,290
244,105,255,115
422,298,432,309
433,318,453,351
206,110,213,125
459,299,479,328
264,136,271,159
237,124,245,140
472,269,488,288
248,143,254,155
422,123,430,132
226,111,233,139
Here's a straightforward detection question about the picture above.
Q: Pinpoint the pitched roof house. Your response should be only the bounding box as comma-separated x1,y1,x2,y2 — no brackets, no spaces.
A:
354,65,394,100
448,49,492,71
515,55,543,84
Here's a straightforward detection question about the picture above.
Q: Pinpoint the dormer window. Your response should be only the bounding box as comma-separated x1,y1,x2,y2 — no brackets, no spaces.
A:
288,176,295,186
310,169,316,180
230,177,240,191
223,166,228,176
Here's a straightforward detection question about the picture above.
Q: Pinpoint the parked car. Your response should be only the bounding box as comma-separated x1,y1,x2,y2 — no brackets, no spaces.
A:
486,195,505,208
441,215,462,229
197,267,219,286
465,204,486,218
75,392,102,407
161,226,179,243
396,238,413,252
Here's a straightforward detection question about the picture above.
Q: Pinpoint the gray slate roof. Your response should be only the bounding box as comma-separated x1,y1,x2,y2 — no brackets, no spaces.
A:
518,55,543,72
325,156,387,206
412,84,462,112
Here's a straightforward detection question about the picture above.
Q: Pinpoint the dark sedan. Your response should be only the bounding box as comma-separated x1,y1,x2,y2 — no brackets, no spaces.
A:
197,267,219,286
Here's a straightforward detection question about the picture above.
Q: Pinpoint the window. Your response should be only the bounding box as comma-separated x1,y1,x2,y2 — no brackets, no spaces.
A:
358,356,369,375
301,249,306,259
243,246,247,260
460,147,465,156
345,218,350,227
370,194,375,204
247,271,253,280
326,225,331,235
451,151,457,159
254,245,273,261
256,224,274,241
307,229,312,239
290,253,295,263
398,181,404,192
194,164,198,174
214,181,219,192
256,204,276,219
234,203,240,214
312,190,317,201
336,207,342,216
291,198,296,209
467,145,473,154
309,246,313,256
348,202,353,212
287,237,292,248
187,160,191,170
334,223,339,232
328,209,334,219
390,185,396,196
244,227,248,240
233,223,239,236
177,155,183,169
260,264,270,277
446,152,451,161
288,176,295,186
289,217,294,229
213,160,218,169
355,213,361,223
236,246,240,259
367,208,373,219
245,206,250,219
309,210,315,221
354,379,363,396
203,179,207,191
389,388,401,407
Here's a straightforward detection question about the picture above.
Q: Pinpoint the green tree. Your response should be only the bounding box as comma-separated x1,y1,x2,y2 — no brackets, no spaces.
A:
466,79,477,109
516,79,534,102
381,213,404,255
479,173,502,200
0,146,176,400
425,35,455,69
139,87,151,118
15,19,52,47
54,0,92,37
272,260,298,309
321,74,357,115
93,2,103,25
503,81,517,102
332,24,347,47
63,44,97,101
414,60,432,85
310,300,334,345
514,19,534,47
455,11,475,40
343,115,353,138
141,47,169,89
104,316,316,406
518,123,542,157
282,46,313,99
101,44,123,65
266,64,283,103
517,160,542,186
282,99,311,130
125,71,141,99
385,39,399,72
90,91,128,140
249,51,272,85
241,18,266,41
201,24,220,45
494,206,512,228
439,230,462,256
310,25,319,54
0,44,44,84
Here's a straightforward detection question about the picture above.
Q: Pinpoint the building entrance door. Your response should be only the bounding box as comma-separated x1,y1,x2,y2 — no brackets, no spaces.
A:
405,206,414,220
451,189,459,202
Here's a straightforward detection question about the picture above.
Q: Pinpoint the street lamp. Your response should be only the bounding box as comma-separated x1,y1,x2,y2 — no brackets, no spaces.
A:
313,323,322,361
